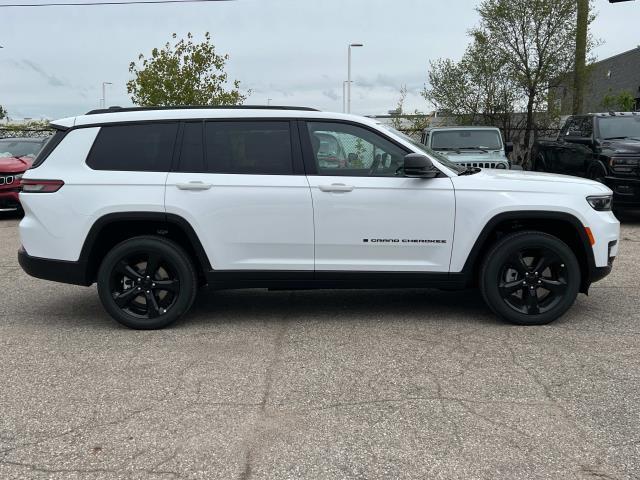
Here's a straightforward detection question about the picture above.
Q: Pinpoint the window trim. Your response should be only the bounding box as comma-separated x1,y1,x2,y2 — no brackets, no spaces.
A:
298,119,411,176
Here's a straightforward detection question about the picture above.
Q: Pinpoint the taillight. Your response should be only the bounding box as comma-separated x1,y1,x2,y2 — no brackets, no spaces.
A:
20,179,64,193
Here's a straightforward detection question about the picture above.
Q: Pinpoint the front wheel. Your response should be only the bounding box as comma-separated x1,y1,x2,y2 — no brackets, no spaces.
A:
97,236,197,329
480,231,581,326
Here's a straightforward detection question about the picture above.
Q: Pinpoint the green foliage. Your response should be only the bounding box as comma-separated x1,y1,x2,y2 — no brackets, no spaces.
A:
127,32,248,107
424,31,520,129
390,85,430,134
602,90,636,112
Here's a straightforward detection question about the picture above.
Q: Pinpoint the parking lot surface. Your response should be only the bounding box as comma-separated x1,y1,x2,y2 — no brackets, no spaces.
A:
0,213,639,480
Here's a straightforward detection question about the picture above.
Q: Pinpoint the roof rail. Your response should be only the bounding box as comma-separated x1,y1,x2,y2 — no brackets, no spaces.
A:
85,105,320,115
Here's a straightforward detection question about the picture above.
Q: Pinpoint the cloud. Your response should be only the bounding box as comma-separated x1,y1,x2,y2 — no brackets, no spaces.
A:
322,89,339,101
20,60,68,88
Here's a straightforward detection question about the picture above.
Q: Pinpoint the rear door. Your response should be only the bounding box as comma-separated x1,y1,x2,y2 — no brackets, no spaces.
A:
165,120,314,271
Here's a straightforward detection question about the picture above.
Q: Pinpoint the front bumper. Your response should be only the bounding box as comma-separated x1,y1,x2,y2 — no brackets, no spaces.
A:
18,247,91,286
604,176,640,208
0,188,21,210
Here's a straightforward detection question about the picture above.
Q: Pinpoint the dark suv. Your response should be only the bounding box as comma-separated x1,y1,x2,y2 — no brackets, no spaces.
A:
533,112,640,209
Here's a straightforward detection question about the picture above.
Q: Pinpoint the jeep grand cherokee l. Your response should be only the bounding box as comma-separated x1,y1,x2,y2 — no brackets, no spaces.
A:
18,106,620,329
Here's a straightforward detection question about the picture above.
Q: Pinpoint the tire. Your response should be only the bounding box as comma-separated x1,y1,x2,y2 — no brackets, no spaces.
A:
97,236,197,329
534,153,547,172
588,164,607,184
480,231,581,326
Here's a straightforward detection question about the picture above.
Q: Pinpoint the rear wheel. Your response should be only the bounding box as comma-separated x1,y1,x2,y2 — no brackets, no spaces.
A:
480,231,581,325
97,236,197,329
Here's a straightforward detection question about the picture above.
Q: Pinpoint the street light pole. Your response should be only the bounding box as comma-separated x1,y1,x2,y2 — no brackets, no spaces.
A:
347,43,363,114
101,82,112,109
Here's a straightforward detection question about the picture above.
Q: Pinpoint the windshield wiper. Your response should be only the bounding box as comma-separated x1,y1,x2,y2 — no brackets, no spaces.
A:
458,166,480,176
435,147,461,153
604,136,630,140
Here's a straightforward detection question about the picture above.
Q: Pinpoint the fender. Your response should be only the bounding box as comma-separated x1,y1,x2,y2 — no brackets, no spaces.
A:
79,211,211,274
460,210,596,291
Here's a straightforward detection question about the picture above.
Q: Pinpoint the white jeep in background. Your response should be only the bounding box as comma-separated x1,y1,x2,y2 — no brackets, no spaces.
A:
18,106,619,329
421,126,513,170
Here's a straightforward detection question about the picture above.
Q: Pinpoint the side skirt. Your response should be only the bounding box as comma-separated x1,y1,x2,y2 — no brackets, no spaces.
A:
205,270,468,291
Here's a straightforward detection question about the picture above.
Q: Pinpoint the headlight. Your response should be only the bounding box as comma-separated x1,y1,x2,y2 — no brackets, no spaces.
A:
496,163,507,169
609,157,639,173
587,195,613,211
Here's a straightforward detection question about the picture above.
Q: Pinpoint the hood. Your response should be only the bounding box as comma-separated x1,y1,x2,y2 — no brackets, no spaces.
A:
0,156,33,173
601,138,640,155
436,150,508,163
452,168,612,195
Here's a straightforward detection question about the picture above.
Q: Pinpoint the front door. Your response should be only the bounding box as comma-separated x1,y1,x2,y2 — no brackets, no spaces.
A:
165,120,314,271
301,120,456,272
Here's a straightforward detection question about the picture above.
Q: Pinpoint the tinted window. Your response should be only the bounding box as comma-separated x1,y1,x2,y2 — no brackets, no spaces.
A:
565,117,592,138
87,123,178,171
307,122,407,177
204,121,292,175
178,122,205,172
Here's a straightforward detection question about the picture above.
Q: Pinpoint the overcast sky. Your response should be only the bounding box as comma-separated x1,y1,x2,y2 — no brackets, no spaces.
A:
1,0,639,120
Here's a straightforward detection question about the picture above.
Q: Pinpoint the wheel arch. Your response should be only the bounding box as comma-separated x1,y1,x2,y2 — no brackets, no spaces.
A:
461,211,596,294
80,212,211,285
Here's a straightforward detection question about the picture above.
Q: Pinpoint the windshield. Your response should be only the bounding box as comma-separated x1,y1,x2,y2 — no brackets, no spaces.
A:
431,130,502,151
597,116,640,140
0,139,44,158
380,125,465,174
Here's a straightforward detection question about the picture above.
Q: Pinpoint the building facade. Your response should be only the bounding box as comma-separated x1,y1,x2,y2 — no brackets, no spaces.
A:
555,47,640,114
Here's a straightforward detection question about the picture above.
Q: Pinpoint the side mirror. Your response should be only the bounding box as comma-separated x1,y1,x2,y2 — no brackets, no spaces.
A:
505,142,514,154
403,153,437,178
565,136,593,147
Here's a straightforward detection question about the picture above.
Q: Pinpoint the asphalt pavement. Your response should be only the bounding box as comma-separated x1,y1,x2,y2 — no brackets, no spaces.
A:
0,212,639,479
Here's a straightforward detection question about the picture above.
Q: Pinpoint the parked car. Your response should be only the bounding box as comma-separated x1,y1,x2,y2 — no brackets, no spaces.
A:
533,112,640,210
0,137,49,211
421,126,514,170
18,106,619,329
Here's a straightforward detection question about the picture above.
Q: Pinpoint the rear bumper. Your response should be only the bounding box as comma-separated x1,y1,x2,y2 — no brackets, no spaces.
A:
18,247,91,286
604,176,640,207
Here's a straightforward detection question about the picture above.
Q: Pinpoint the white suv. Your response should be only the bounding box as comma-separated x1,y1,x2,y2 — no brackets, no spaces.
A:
18,106,620,329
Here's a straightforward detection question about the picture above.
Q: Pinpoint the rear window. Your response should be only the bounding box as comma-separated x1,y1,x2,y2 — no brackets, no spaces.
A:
30,132,64,169
87,123,179,172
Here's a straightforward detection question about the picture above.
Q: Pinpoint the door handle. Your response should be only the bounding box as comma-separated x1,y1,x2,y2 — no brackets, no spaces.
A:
176,181,212,191
318,183,354,193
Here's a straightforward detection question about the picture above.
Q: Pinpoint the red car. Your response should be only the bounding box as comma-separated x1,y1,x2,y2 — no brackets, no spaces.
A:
0,137,49,212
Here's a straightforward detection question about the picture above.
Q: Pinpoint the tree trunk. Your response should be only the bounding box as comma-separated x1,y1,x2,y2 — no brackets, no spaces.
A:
523,91,536,168
572,0,589,115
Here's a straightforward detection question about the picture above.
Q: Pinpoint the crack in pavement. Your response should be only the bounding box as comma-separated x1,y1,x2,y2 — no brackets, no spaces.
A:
237,292,293,480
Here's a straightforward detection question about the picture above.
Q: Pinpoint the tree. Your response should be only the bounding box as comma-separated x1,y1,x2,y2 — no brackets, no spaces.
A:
474,0,593,158
602,90,636,112
0,105,6,121
389,85,430,136
127,32,248,107
424,31,521,141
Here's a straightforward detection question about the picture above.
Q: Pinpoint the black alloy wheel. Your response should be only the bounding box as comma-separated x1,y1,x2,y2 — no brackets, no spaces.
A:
498,248,568,315
480,231,581,325
97,236,197,329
